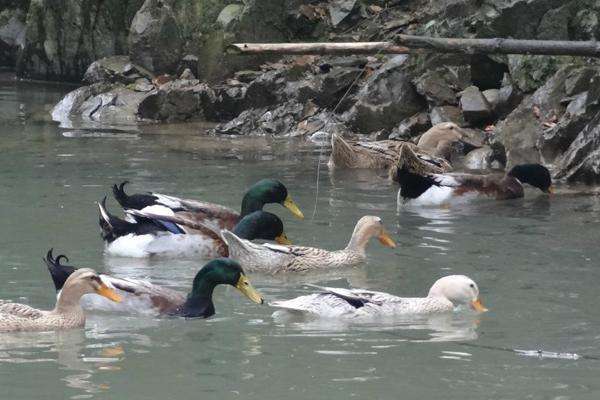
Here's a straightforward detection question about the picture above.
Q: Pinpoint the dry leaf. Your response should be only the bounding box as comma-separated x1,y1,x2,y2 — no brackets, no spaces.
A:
532,105,541,119
484,125,495,132
368,5,383,13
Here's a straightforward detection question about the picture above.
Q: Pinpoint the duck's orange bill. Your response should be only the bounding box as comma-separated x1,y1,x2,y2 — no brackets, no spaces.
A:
471,298,488,312
275,233,292,245
96,284,122,303
547,186,555,195
378,230,396,248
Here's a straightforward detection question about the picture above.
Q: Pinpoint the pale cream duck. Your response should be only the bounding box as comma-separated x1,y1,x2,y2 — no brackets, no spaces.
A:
0,268,121,333
222,216,396,273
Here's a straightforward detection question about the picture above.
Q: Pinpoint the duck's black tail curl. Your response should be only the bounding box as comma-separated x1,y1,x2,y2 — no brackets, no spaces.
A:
112,181,159,210
99,196,169,242
44,248,76,292
112,181,130,208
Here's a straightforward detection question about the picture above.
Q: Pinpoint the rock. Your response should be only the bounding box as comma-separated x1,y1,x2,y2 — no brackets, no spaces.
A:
216,4,243,29
18,0,142,81
179,68,196,80
570,8,600,40
564,67,598,96
493,66,581,167
213,100,305,136
389,112,431,140
0,7,26,67
482,89,500,110
508,54,564,93
129,0,183,74
328,0,357,26
346,55,425,134
462,146,504,170
495,84,524,118
539,69,600,161
414,70,458,106
460,86,492,124
51,83,113,124
430,105,465,126
555,112,600,184
83,56,153,84
178,54,199,76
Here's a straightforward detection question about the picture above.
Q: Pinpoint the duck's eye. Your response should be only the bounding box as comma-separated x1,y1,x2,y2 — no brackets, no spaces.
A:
469,283,475,288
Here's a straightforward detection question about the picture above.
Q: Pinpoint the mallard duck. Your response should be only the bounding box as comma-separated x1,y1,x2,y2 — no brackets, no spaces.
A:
111,178,304,231
44,250,263,318
99,198,291,258
416,122,481,162
397,163,553,207
270,275,487,318
0,267,121,333
222,216,396,273
328,134,452,178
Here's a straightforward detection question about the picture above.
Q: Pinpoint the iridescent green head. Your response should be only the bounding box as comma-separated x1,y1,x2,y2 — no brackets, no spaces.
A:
189,258,263,304
233,211,291,244
240,179,304,219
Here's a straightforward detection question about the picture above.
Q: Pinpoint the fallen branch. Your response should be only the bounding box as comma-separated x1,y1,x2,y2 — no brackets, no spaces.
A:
227,42,411,55
394,34,600,57
229,36,600,57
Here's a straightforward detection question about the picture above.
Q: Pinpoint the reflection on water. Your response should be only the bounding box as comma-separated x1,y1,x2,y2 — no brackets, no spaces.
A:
2,78,600,400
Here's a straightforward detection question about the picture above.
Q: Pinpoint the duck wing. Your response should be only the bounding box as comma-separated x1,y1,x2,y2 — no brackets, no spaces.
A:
0,303,44,319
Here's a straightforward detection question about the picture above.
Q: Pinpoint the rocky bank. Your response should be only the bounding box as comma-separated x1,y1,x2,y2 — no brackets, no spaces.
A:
2,0,600,183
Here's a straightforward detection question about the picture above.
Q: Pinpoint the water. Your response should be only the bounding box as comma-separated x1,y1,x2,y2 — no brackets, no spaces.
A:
1,75,600,400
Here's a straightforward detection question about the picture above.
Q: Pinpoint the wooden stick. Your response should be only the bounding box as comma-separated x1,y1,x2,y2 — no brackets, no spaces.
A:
394,34,600,57
227,42,411,55
229,36,600,57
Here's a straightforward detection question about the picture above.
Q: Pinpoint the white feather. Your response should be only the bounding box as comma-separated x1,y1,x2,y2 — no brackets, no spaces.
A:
104,233,219,258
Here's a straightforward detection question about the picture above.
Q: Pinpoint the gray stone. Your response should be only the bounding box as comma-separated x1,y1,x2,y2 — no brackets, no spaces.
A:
555,112,600,183
83,56,153,84
414,70,458,106
496,84,524,118
430,105,466,126
328,0,357,26
346,55,425,134
482,89,500,110
217,4,243,29
18,0,142,81
389,112,431,140
129,0,183,74
462,146,503,170
179,68,196,80
460,86,492,124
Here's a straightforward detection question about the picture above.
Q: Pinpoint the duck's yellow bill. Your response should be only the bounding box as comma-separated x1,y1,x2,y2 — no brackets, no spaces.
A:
378,230,396,248
470,298,488,312
546,185,554,195
96,284,122,303
283,195,304,219
235,274,264,304
275,233,292,245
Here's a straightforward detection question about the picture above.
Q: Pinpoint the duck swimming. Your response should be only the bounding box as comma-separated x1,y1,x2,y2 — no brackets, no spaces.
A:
397,163,553,207
44,250,263,318
222,216,396,273
270,275,487,318
0,267,121,333
111,178,304,231
99,198,291,258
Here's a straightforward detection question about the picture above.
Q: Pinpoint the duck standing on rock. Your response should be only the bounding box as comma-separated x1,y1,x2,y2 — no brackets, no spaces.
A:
44,250,263,318
0,268,121,333
222,216,396,273
270,275,487,318
397,163,553,207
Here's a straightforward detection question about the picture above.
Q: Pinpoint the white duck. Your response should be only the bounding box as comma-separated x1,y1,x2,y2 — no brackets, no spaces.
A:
270,275,487,318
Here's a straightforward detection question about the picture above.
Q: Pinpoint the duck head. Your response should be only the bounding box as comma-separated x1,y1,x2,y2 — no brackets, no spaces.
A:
232,210,291,244
241,179,304,219
427,275,487,312
345,216,396,252
184,258,263,318
56,268,121,311
507,164,553,193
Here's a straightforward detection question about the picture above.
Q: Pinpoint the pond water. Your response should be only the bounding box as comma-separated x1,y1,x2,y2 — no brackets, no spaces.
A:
1,75,600,400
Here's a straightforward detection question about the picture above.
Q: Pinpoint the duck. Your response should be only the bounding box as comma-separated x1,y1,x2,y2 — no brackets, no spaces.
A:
111,178,304,231
416,122,482,162
98,198,291,258
270,275,487,318
328,133,452,177
0,267,121,333
44,250,263,318
222,216,396,273
396,163,553,207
